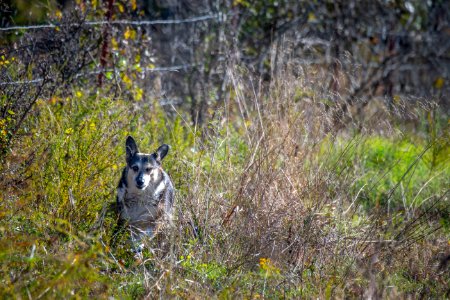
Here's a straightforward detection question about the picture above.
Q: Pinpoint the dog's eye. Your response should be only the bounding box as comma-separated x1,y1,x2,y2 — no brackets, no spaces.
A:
132,166,139,172
145,167,152,172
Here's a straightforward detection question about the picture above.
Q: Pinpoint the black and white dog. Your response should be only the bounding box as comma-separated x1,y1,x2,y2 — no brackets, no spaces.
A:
116,136,174,254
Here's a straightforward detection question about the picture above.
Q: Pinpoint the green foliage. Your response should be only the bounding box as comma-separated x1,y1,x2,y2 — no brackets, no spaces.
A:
317,134,449,211
355,136,449,209
27,96,121,225
180,254,228,289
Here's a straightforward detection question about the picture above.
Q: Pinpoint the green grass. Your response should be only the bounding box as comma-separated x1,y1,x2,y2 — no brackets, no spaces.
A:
345,135,449,210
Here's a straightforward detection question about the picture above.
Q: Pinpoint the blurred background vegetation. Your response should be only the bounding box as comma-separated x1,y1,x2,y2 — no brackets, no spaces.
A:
0,0,449,298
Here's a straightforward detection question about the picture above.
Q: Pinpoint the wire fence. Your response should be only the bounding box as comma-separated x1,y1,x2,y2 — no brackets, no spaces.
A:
0,13,224,32
0,63,200,86
0,13,228,86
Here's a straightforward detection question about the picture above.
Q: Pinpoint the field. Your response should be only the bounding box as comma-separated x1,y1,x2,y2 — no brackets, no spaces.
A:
0,1,449,299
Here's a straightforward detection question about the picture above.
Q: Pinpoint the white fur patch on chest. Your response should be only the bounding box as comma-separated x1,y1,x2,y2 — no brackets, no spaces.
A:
153,180,166,199
151,168,161,182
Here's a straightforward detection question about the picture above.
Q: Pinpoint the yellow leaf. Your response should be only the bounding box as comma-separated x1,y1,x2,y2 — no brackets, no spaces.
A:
121,73,132,88
131,0,137,10
135,87,143,101
393,95,401,104
111,38,118,50
65,128,74,135
124,27,136,40
55,10,63,20
434,77,444,89
49,96,59,105
36,98,45,106
117,3,125,13
134,64,142,73
308,12,317,22
233,0,250,7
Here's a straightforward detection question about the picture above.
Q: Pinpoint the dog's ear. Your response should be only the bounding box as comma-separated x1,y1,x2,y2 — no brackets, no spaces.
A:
155,144,170,163
126,136,138,163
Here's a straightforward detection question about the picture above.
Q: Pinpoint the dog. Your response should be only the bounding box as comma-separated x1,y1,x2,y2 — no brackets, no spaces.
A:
116,136,174,255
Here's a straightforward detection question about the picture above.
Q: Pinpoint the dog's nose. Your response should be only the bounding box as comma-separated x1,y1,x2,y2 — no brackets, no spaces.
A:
136,178,145,187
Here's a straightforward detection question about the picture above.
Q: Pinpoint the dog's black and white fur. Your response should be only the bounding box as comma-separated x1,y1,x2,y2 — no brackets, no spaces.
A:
117,136,174,253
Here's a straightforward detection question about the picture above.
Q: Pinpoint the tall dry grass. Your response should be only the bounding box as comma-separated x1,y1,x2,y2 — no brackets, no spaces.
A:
123,64,449,298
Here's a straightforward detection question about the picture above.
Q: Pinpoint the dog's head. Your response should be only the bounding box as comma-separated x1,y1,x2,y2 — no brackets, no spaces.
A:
125,136,169,190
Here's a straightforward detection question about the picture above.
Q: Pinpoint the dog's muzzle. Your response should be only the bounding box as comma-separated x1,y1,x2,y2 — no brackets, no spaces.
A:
136,177,145,189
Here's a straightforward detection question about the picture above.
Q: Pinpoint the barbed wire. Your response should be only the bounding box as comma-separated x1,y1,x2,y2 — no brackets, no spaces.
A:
0,63,199,86
0,13,223,32
0,78,45,86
